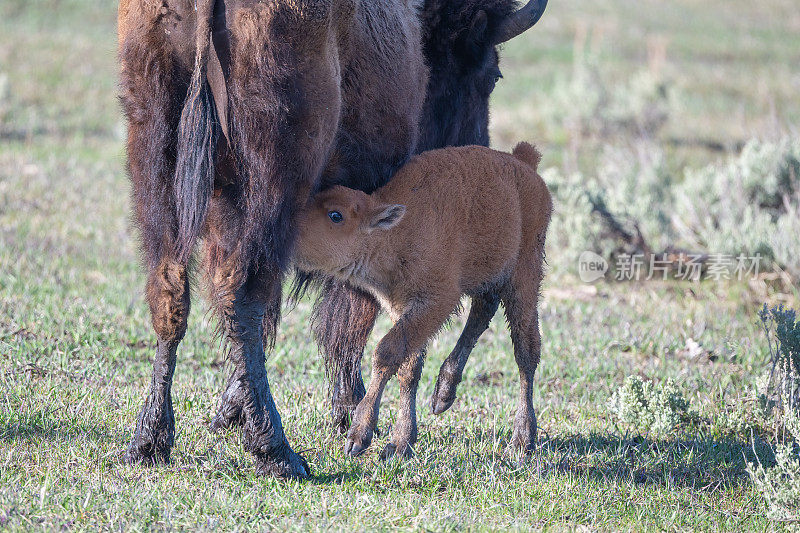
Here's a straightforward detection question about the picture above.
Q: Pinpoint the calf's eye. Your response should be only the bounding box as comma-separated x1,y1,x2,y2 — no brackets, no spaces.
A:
328,210,344,224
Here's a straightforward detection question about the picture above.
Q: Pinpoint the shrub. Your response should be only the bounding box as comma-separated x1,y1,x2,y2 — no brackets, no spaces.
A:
608,375,693,436
544,140,674,275
747,410,800,524
545,137,800,280
674,139,800,273
546,54,674,141
748,305,800,524
759,305,800,410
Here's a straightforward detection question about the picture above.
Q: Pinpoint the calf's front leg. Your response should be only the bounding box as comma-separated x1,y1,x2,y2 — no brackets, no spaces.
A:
345,298,456,457
380,350,425,460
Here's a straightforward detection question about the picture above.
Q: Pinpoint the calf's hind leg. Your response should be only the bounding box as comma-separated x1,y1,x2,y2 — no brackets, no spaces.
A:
502,247,546,453
432,292,499,415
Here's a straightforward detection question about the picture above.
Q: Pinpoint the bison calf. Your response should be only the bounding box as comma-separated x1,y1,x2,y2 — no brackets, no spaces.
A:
295,142,552,458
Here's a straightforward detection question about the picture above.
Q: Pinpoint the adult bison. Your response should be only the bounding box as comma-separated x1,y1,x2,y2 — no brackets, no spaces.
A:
118,0,546,479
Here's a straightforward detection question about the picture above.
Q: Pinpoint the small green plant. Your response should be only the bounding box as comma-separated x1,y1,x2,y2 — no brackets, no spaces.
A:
748,305,800,524
747,407,800,524
608,375,693,436
759,304,800,410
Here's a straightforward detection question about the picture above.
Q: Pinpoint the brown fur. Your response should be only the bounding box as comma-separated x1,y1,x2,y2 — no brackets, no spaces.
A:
295,142,553,457
146,259,191,341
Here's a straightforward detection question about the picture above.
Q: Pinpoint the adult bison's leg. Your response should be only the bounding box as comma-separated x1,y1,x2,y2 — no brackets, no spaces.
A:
206,251,309,478
125,262,190,465
120,33,190,465
209,275,281,433
213,259,378,440
209,367,245,431
314,282,379,434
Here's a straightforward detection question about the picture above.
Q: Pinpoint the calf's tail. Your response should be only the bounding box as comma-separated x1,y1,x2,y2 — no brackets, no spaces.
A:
511,141,541,171
174,0,219,264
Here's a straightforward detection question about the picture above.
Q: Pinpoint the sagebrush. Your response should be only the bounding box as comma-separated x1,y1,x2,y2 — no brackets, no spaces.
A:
608,375,693,436
545,138,800,280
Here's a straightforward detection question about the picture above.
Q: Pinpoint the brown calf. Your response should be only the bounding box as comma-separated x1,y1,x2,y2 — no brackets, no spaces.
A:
295,142,552,458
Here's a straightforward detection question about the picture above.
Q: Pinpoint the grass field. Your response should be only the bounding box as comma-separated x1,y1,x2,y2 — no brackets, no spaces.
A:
1,0,799,530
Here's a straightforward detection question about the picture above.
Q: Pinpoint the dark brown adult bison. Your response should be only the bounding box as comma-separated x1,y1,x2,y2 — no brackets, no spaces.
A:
118,0,547,479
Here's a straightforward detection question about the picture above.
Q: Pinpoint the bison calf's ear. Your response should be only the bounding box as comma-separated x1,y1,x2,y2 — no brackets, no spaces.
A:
368,204,406,232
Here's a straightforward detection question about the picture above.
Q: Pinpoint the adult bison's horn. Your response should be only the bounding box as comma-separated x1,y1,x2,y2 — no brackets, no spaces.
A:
494,0,548,44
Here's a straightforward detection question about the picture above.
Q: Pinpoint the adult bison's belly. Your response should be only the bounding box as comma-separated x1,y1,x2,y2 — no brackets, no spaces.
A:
322,0,428,194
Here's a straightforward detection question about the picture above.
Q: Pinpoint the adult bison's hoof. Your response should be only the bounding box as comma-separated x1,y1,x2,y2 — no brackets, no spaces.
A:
255,447,311,480
344,424,373,457
431,375,457,415
123,436,171,466
511,412,537,454
208,410,244,434
379,441,414,461
124,413,174,466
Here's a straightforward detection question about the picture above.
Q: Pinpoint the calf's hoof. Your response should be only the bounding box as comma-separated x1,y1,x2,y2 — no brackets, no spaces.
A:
255,447,311,480
431,375,457,415
379,441,414,461
344,424,374,457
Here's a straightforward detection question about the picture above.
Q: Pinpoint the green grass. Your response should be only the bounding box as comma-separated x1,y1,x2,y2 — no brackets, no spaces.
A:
1,0,798,530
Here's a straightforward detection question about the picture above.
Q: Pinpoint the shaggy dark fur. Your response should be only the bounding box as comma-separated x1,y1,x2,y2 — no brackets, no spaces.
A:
417,0,519,150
